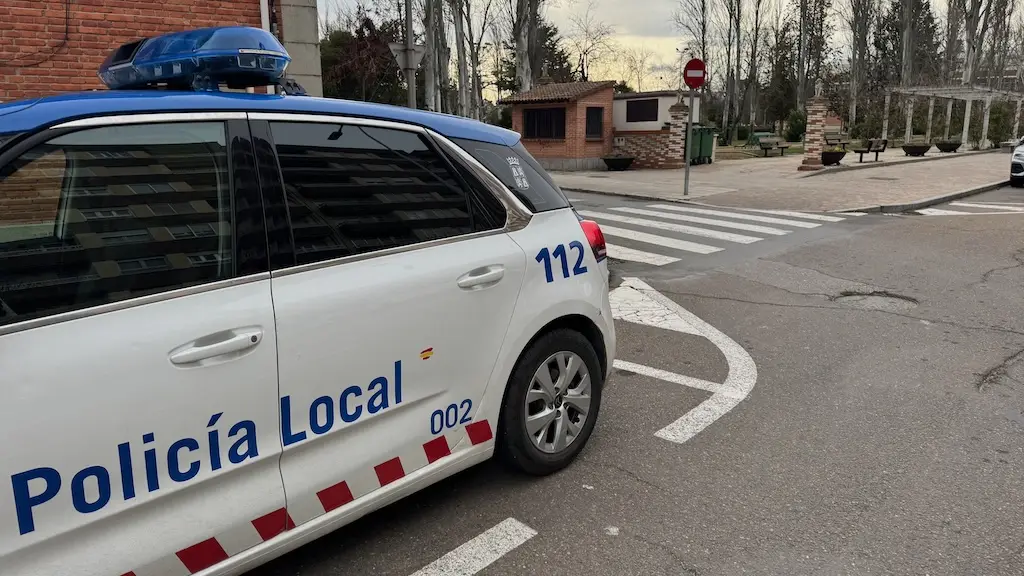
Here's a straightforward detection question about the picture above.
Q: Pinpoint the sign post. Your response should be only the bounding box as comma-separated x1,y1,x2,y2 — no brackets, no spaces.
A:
682,58,706,197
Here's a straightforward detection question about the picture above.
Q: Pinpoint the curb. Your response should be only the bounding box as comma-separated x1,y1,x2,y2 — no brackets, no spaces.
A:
799,148,1001,178
831,180,1009,214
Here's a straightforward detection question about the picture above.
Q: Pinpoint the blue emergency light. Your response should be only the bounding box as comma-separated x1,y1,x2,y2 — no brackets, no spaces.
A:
98,26,295,92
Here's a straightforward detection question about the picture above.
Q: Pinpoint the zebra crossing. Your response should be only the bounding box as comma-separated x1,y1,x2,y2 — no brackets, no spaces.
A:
572,203,860,267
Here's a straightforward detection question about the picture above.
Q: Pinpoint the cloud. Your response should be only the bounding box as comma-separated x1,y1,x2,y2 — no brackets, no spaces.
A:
546,0,678,38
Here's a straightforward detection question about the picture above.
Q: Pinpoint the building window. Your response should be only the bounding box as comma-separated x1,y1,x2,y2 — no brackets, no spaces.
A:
585,107,604,139
523,107,566,139
626,99,659,123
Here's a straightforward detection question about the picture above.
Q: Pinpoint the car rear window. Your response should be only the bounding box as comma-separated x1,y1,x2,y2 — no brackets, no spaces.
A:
452,138,569,213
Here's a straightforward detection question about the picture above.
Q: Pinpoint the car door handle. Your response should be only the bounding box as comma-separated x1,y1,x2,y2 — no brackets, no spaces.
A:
457,265,505,290
170,328,264,365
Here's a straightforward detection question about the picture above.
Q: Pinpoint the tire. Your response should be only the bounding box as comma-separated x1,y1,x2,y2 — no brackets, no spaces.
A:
1011,176,1023,188
497,329,604,476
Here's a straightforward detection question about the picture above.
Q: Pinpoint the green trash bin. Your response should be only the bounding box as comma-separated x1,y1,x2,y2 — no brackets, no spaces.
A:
687,125,703,164
699,127,715,161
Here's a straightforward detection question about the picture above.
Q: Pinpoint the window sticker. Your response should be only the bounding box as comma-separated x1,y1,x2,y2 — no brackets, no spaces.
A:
507,156,530,190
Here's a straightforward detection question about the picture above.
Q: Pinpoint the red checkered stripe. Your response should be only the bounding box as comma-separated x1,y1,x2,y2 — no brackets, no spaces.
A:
120,420,493,576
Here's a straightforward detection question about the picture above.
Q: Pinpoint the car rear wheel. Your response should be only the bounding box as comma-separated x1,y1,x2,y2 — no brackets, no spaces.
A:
497,329,603,475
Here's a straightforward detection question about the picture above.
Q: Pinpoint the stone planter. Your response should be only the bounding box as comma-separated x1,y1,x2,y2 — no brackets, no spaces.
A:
821,150,847,166
935,140,961,153
902,143,931,156
602,156,635,171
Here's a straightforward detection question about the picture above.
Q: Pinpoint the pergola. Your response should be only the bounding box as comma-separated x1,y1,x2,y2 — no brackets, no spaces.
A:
882,85,1024,148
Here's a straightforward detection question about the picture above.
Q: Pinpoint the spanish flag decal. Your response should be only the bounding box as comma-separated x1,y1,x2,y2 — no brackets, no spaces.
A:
420,347,434,360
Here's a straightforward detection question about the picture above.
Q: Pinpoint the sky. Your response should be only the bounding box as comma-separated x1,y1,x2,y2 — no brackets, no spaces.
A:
317,0,686,90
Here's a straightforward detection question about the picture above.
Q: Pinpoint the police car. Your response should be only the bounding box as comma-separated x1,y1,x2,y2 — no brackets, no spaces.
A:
0,27,614,576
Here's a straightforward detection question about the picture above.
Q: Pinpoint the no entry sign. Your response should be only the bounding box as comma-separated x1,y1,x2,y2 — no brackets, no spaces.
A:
683,58,706,90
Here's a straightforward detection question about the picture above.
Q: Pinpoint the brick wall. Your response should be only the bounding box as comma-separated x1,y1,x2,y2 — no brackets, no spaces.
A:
613,130,674,169
0,0,264,101
799,95,828,171
512,86,614,171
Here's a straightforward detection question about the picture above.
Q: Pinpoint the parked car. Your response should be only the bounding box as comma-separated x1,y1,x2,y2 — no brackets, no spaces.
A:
0,26,614,576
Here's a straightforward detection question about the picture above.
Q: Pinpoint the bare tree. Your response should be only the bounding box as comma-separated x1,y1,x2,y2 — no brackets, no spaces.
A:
465,0,495,119
747,0,765,130
621,44,657,91
715,0,737,140
942,0,964,84
512,0,534,91
451,0,471,115
797,0,807,108
845,0,875,126
730,0,743,142
674,0,714,102
566,0,616,81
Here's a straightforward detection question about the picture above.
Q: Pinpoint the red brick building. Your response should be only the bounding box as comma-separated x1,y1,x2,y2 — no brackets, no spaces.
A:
501,80,615,171
0,0,321,101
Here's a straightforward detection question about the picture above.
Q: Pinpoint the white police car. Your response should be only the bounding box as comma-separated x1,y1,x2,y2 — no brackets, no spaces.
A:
0,27,614,576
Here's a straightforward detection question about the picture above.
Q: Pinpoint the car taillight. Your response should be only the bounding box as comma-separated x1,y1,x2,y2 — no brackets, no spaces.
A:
579,219,607,262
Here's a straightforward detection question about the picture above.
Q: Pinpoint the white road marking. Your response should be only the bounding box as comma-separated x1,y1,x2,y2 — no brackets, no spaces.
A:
842,212,868,216
600,226,722,254
718,207,848,222
950,201,1024,212
963,200,1024,205
409,518,537,576
606,244,681,265
578,210,763,244
646,204,822,228
610,278,758,444
916,208,979,215
613,360,731,396
608,281,701,335
610,207,790,235
567,198,583,202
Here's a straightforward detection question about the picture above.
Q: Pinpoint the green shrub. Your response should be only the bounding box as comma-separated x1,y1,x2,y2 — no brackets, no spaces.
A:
786,110,806,142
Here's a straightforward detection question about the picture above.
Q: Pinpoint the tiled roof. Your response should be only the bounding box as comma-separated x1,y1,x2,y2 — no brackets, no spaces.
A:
499,81,616,104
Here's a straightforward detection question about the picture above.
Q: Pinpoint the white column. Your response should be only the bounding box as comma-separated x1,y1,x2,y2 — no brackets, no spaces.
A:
961,99,972,146
925,97,935,142
904,97,914,142
944,99,954,140
1014,100,1022,140
882,92,891,140
980,96,992,149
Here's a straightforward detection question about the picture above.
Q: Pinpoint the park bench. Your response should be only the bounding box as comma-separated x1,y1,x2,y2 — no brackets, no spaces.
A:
759,136,790,157
825,132,851,150
851,138,888,162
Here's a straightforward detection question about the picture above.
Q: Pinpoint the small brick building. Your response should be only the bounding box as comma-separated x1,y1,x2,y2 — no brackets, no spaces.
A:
0,0,322,102
500,80,615,171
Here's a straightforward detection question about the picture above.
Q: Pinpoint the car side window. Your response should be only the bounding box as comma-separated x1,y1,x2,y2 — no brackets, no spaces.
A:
0,122,236,328
269,121,504,266
452,138,570,213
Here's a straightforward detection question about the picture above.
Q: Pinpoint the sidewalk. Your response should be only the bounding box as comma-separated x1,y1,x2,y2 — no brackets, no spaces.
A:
552,150,1009,212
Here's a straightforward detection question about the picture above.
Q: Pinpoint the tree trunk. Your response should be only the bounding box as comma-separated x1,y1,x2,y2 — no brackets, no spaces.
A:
797,0,807,108
514,0,532,92
423,0,437,110
901,0,914,86
731,0,742,143
451,0,470,116
435,0,450,112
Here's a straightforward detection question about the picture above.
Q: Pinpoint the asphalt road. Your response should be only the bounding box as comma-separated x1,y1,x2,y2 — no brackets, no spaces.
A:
249,193,1024,576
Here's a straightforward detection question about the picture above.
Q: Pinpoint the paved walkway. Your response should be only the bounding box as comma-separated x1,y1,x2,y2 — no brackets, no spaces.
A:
552,150,1008,212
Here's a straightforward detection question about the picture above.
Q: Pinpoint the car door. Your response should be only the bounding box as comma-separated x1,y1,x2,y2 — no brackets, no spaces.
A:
250,115,526,527
0,116,287,576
